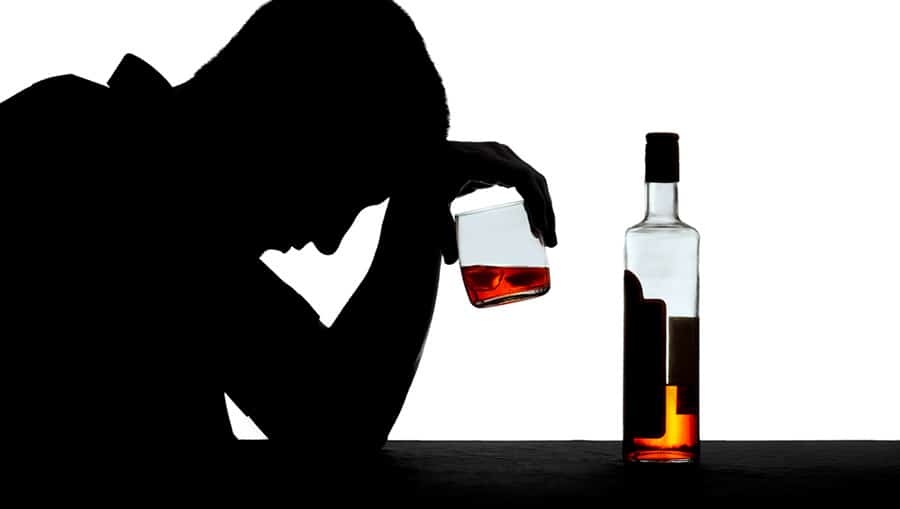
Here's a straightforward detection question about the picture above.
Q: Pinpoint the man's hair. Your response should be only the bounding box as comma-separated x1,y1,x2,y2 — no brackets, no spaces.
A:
192,0,449,143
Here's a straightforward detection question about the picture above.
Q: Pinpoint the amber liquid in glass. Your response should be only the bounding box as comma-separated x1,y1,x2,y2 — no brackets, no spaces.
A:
461,265,550,308
625,384,699,463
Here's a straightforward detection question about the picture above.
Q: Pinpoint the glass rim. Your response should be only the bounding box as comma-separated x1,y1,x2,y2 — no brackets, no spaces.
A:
454,200,524,220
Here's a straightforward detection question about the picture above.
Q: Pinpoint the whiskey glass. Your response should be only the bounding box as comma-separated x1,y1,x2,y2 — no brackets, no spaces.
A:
455,200,550,308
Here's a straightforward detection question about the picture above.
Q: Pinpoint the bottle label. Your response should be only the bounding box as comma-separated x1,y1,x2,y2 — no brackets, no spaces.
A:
669,317,699,414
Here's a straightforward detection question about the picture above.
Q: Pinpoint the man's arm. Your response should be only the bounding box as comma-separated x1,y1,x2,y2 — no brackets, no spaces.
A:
226,143,555,446
223,190,444,448
318,141,557,447
325,191,446,446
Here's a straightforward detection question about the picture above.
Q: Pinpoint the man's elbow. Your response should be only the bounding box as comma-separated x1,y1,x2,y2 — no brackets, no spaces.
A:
256,417,389,454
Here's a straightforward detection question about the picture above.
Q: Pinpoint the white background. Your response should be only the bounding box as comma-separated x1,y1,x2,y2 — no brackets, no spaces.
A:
2,1,898,440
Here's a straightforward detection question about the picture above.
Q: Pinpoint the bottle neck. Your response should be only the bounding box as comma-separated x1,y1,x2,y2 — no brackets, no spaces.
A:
644,182,679,222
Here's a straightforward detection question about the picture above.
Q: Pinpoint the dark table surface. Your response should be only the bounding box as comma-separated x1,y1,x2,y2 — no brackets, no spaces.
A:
329,441,899,500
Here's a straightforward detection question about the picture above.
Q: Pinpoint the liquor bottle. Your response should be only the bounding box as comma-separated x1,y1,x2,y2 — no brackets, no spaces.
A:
624,133,700,463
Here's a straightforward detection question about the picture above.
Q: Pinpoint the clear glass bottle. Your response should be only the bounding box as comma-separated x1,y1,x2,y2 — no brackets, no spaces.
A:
624,133,700,464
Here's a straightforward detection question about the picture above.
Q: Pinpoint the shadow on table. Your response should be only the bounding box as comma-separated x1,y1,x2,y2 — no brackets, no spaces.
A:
220,441,900,500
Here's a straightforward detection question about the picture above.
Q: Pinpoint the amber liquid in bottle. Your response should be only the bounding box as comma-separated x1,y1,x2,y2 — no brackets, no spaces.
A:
461,265,550,308
630,385,698,461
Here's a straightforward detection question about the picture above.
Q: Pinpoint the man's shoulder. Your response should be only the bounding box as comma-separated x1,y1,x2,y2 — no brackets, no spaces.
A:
1,73,116,157
19,73,107,94
1,73,109,118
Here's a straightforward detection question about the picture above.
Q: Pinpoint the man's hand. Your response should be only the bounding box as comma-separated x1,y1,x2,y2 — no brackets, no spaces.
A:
431,141,558,264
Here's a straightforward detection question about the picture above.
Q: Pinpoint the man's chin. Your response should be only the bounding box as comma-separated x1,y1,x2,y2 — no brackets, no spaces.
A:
314,239,339,255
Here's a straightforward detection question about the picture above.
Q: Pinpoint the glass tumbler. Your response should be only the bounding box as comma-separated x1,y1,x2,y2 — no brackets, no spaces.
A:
455,200,550,308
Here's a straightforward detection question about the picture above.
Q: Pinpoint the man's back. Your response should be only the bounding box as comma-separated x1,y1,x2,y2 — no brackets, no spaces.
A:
2,61,227,442
2,61,369,444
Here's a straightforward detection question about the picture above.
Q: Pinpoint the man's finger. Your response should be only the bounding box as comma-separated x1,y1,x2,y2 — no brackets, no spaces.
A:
516,181,548,244
499,145,556,247
538,175,557,247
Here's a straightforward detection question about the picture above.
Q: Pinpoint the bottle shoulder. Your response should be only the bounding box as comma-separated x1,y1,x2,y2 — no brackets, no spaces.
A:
626,219,699,238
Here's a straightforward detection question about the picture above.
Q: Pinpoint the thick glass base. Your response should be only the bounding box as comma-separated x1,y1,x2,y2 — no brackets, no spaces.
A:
625,450,698,464
474,286,550,308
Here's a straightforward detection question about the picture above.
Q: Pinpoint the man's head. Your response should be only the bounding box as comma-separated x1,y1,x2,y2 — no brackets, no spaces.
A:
180,1,449,256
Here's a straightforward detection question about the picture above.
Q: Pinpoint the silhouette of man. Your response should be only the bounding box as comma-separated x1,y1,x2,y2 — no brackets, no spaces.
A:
2,1,556,446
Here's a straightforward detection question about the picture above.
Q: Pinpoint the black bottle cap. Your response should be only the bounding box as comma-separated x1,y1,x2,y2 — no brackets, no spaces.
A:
645,132,680,183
